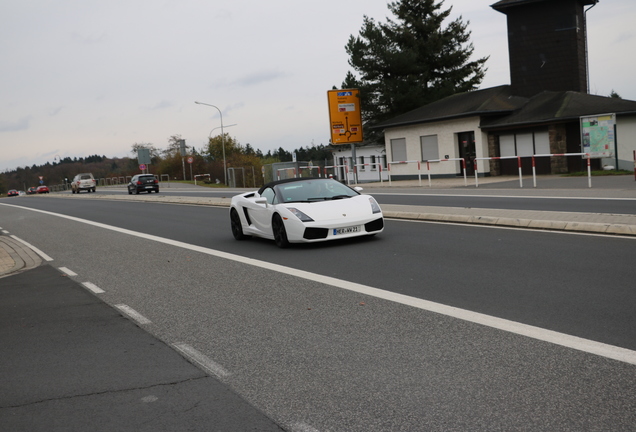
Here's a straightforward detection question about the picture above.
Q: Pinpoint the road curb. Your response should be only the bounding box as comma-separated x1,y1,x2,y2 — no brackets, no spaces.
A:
0,236,43,278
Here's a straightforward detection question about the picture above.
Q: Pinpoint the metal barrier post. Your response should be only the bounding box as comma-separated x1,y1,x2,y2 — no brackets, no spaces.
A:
518,157,523,188
474,159,479,188
462,159,468,186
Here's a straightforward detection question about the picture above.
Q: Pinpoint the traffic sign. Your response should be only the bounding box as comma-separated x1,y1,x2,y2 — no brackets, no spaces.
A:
139,164,146,170
187,157,194,164
327,89,363,144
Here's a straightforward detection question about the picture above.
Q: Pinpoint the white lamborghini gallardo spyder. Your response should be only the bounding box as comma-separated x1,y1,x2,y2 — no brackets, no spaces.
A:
229,178,384,248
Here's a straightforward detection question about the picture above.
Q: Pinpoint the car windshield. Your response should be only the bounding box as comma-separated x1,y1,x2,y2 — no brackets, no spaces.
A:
276,179,358,203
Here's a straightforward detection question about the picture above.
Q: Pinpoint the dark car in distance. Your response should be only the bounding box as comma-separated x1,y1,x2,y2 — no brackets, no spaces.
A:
7,189,19,197
27,187,38,195
128,174,159,194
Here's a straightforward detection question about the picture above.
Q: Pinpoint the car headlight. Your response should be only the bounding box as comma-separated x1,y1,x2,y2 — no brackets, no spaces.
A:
369,197,382,214
288,207,314,222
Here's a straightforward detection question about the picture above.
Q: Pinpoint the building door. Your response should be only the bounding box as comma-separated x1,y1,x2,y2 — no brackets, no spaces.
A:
458,132,476,176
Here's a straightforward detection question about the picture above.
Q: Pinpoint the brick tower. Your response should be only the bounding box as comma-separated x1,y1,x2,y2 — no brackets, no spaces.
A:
492,0,599,97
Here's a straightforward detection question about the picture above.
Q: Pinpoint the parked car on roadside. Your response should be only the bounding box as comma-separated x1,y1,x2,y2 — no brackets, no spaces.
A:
128,174,159,194
36,185,50,194
7,189,18,197
71,173,96,193
27,187,38,195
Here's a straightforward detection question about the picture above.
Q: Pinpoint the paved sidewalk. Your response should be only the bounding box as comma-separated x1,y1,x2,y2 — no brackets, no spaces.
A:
0,262,284,432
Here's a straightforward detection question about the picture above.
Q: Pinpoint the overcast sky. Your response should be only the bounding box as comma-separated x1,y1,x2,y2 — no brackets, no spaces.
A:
1,0,633,172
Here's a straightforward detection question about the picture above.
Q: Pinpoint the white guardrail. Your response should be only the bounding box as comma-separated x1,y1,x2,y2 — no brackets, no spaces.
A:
474,153,592,188
387,153,593,188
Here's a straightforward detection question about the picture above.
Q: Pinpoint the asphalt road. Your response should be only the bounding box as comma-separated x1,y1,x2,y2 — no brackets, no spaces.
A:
1,197,635,431
5,196,635,350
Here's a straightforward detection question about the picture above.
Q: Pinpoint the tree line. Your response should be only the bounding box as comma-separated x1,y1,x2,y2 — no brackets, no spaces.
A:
0,138,333,192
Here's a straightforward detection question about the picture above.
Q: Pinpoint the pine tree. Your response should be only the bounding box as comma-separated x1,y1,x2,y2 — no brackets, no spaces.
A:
342,0,488,143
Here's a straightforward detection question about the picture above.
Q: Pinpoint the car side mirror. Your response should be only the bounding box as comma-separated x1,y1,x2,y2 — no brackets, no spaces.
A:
255,197,268,205
354,186,363,192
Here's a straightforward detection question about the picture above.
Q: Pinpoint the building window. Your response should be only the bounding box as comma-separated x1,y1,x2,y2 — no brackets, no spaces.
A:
390,138,407,162
359,156,365,171
370,155,377,170
499,130,550,156
500,135,516,157
516,133,534,157
420,135,439,161
535,131,550,154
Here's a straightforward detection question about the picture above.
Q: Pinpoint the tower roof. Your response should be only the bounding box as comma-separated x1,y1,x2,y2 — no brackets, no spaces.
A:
491,0,598,13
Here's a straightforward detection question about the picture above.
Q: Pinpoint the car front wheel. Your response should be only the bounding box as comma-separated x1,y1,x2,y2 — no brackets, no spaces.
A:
272,213,290,248
230,208,248,240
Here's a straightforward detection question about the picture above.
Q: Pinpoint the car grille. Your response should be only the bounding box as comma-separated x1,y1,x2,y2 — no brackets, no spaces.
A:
303,227,329,240
365,218,384,232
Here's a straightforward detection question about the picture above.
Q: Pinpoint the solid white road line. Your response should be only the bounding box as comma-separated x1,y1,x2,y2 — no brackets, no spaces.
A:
172,343,231,379
115,304,151,325
3,202,636,366
371,192,636,201
10,235,54,261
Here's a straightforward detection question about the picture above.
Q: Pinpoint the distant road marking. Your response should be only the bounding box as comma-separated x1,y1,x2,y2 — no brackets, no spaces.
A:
10,235,54,261
1,230,9,234
82,282,105,294
289,423,322,432
172,343,231,379
4,203,636,366
59,267,78,276
115,304,151,325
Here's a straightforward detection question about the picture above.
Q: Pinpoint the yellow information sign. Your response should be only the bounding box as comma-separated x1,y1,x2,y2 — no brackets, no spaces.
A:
327,89,363,144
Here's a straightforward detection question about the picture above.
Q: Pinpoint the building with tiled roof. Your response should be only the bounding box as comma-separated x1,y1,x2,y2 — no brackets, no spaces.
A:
353,0,636,179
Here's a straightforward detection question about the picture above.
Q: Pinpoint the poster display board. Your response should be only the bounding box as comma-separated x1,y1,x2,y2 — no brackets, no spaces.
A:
581,113,615,158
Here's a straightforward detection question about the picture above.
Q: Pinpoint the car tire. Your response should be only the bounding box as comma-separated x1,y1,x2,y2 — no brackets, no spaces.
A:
272,213,290,248
230,208,249,240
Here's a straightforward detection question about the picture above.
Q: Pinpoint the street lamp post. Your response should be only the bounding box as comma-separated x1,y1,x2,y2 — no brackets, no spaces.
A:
195,101,228,185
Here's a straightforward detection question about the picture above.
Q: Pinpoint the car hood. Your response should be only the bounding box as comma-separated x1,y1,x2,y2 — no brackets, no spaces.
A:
280,195,379,220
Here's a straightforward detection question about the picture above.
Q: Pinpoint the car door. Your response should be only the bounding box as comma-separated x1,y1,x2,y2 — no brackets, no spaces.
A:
245,187,276,235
